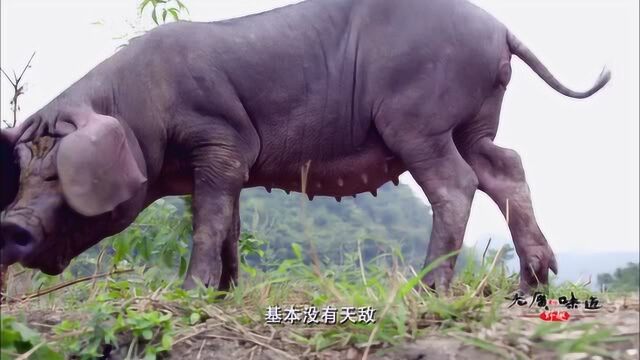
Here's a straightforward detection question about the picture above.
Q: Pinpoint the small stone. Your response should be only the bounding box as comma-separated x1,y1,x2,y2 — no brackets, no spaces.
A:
345,347,359,360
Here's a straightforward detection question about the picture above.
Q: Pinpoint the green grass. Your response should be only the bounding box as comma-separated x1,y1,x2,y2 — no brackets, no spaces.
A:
0,243,636,359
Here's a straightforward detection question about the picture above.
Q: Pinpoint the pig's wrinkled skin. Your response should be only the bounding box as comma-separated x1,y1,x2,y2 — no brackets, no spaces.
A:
0,0,609,292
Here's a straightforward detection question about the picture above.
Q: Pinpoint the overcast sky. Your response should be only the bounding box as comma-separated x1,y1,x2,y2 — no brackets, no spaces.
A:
1,0,638,255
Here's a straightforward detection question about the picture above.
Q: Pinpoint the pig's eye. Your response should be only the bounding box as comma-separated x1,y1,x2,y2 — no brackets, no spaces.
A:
44,175,59,182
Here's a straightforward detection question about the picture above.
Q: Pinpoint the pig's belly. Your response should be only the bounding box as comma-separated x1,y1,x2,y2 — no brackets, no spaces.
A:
246,139,406,199
152,134,407,201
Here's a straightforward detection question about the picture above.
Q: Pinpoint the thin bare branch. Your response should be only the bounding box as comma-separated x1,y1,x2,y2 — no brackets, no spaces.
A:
16,52,36,83
8,268,133,303
481,237,492,267
0,68,16,86
0,52,36,128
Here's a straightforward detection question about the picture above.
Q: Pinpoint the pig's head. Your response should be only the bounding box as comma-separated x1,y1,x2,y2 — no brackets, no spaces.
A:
1,110,148,275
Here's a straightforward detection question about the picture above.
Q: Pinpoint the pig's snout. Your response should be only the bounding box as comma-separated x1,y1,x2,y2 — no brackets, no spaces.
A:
0,221,37,266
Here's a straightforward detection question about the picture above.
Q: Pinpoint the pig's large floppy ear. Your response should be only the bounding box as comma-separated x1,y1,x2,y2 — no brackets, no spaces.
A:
0,128,20,210
57,114,147,217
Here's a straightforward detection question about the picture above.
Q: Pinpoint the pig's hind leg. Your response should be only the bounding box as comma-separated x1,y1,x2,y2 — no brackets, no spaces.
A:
456,86,558,293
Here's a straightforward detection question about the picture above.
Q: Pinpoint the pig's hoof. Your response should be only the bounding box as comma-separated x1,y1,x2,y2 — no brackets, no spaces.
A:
182,268,221,291
421,267,453,295
182,277,197,291
519,244,558,293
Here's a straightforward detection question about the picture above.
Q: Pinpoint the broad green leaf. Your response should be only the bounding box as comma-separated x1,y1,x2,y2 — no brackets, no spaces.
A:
151,9,159,25
168,8,180,21
144,348,157,360
161,333,173,349
291,243,303,260
32,345,64,360
179,256,188,277
189,312,201,325
0,329,20,349
139,0,152,12
241,263,257,277
12,322,40,344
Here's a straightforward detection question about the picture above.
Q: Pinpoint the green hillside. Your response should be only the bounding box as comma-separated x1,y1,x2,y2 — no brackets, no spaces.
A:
56,182,432,280
239,183,432,267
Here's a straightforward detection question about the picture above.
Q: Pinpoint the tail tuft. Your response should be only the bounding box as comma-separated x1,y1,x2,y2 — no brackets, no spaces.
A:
598,67,612,88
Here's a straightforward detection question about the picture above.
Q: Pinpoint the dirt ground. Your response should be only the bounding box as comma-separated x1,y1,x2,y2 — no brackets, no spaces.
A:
4,296,639,359
164,303,640,360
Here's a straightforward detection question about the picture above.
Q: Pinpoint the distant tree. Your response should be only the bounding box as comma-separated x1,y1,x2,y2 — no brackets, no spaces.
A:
486,245,515,268
240,183,433,269
597,262,639,292
454,242,515,275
